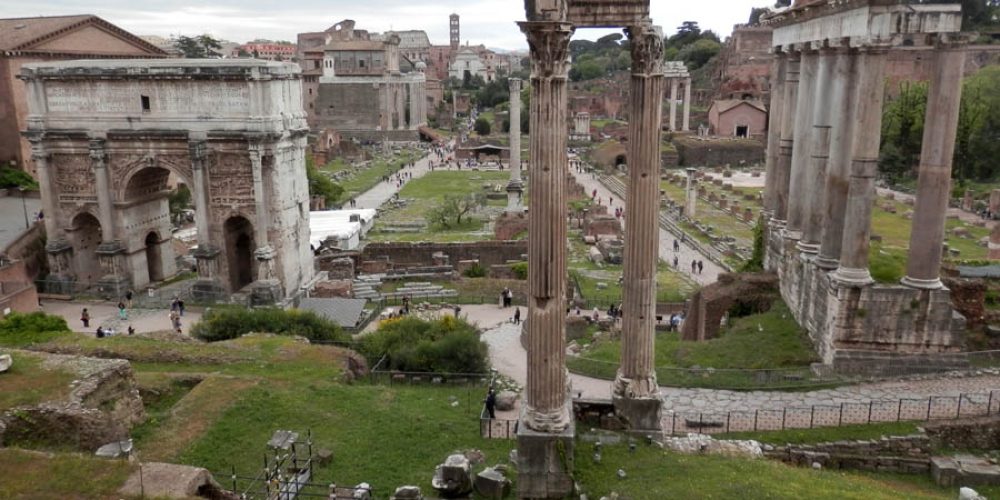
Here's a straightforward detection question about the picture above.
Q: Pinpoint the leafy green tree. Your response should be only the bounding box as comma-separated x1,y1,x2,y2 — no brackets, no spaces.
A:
305,156,344,205
879,82,927,182
474,116,491,136
677,38,722,70
174,34,223,58
428,193,485,228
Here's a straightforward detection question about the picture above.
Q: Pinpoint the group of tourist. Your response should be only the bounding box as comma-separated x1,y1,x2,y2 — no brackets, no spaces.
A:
498,288,514,308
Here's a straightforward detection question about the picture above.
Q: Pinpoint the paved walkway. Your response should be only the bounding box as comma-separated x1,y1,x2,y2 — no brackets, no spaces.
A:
569,169,723,286
41,300,201,337
473,307,1000,424
0,194,40,250
353,141,455,210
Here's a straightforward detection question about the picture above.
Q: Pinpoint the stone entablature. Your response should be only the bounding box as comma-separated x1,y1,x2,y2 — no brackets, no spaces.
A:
20,59,314,303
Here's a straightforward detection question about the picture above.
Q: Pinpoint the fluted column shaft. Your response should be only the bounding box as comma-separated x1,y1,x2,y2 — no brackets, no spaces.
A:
669,78,678,131
816,49,859,270
763,52,787,217
773,52,800,223
616,25,664,403
31,142,59,241
902,43,966,290
683,77,691,131
834,48,888,286
189,141,212,247
785,50,817,239
509,78,522,182
89,140,114,242
799,48,836,254
519,21,573,433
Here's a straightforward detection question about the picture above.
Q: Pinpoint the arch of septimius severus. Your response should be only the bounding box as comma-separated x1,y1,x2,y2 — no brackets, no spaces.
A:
20,59,314,305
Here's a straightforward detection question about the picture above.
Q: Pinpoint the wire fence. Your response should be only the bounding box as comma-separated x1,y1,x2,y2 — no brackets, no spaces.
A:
667,389,1000,436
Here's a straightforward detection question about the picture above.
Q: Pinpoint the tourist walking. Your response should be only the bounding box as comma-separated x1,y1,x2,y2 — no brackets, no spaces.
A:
125,289,134,308
513,307,521,324
697,260,704,275
691,260,697,274
484,389,497,419
177,299,185,317
673,256,679,269
81,308,90,328
673,239,680,252
117,301,128,320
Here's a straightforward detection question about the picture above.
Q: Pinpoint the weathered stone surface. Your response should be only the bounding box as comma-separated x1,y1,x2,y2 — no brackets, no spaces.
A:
662,433,763,458
390,485,423,500
475,467,511,499
431,454,473,497
119,462,224,498
496,391,519,412
0,353,10,373
95,439,132,458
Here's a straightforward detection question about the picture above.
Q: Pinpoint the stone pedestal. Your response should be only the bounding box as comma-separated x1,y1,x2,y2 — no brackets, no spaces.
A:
251,245,284,305
96,241,130,299
43,239,76,294
684,168,696,217
516,411,575,499
191,244,225,301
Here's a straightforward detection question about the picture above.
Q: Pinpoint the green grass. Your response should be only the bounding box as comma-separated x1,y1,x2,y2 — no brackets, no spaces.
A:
717,421,922,444
0,352,75,411
568,300,820,389
0,448,135,499
571,266,696,306
575,440,988,500
328,149,423,204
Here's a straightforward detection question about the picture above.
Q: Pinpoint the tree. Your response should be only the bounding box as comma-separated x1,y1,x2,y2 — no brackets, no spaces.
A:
474,117,491,136
879,82,927,182
677,38,722,70
428,193,486,228
174,34,223,58
305,156,344,205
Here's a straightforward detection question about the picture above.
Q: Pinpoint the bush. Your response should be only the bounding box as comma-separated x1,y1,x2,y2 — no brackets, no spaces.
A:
358,316,488,373
510,262,528,280
0,167,39,190
190,307,348,343
474,117,492,136
0,312,72,347
463,263,486,278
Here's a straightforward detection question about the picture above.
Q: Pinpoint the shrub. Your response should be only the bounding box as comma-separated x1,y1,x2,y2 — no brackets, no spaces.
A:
0,167,39,190
474,117,491,136
0,312,72,347
190,307,348,343
358,316,488,373
463,263,486,278
510,262,528,280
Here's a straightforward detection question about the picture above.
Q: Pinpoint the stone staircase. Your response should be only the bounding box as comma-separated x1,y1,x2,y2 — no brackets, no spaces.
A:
382,281,459,300
352,276,383,300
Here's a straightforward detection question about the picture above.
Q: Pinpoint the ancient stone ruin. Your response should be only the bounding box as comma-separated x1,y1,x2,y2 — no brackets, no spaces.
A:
21,59,315,305
761,1,971,373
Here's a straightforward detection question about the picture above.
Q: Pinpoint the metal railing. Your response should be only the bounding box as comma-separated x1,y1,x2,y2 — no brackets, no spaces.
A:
669,389,1000,436
479,372,518,439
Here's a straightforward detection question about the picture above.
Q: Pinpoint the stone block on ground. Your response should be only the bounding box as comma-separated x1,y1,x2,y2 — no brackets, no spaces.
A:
118,462,221,498
390,485,423,500
431,453,473,497
95,439,133,458
475,467,512,499
566,314,589,340
496,391,518,412
0,353,10,372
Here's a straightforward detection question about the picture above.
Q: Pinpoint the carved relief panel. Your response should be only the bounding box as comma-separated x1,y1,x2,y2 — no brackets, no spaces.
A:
51,153,96,203
208,152,256,209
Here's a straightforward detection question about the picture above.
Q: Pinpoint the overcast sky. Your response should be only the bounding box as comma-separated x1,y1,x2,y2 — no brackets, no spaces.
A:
1,1,769,50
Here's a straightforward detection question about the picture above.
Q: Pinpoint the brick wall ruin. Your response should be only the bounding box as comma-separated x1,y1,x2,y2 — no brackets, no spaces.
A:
359,241,527,271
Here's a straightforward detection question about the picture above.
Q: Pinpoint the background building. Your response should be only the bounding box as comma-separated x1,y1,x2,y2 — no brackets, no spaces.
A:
0,15,168,177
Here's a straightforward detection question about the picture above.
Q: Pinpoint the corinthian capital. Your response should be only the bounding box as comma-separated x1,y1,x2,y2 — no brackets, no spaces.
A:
518,21,574,79
627,25,664,76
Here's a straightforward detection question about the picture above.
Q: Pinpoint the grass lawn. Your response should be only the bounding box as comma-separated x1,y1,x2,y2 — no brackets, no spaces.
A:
568,300,820,388
0,351,75,411
717,421,922,444
575,440,993,500
660,179,756,257
0,448,135,499
324,149,424,204
369,170,512,242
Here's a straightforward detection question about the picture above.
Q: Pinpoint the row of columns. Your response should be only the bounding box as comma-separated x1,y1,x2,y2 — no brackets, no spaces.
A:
668,77,692,132
764,38,965,288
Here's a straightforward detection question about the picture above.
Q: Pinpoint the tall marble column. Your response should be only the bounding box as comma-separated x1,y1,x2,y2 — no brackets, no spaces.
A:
684,167,697,217
772,51,800,224
833,48,887,286
91,138,129,296
902,42,966,290
189,140,223,293
30,141,59,242
614,24,664,432
784,49,817,240
682,77,691,131
248,143,281,303
518,20,573,433
816,48,859,270
798,48,835,255
506,77,524,211
762,51,787,219
31,140,74,290
669,78,678,131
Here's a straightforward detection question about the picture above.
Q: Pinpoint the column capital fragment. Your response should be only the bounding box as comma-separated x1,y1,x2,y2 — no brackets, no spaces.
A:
518,21,574,79
626,24,664,76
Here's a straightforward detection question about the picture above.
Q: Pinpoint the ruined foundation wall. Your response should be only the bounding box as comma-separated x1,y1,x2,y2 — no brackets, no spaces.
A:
360,240,527,270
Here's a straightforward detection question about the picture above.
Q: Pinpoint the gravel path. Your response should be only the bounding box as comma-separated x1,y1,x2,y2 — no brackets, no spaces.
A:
569,168,723,286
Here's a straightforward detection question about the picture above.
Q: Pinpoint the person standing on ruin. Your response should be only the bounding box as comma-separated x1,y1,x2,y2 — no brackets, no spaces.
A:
125,289,134,309
484,389,497,419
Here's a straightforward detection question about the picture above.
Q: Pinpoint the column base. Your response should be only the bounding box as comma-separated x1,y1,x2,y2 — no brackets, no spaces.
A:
612,372,663,432
783,228,803,241
795,241,820,255
96,274,131,300
517,407,575,500
832,266,874,287
191,278,226,302
900,275,944,290
193,244,222,280
250,279,284,306
813,255,840,270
